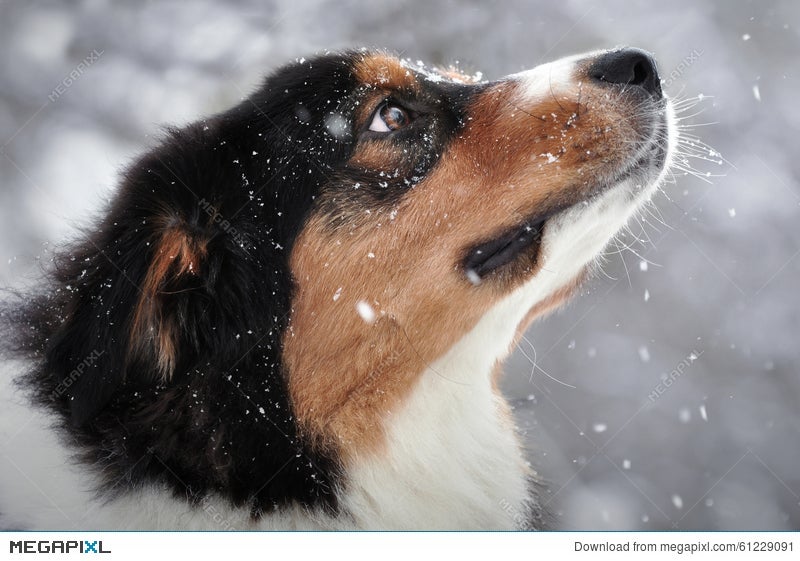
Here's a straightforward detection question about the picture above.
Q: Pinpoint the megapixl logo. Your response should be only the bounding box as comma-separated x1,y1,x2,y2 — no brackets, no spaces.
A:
9,540,111,554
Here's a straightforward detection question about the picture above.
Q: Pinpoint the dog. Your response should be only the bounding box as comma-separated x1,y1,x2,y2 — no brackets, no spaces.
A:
0,47,675,530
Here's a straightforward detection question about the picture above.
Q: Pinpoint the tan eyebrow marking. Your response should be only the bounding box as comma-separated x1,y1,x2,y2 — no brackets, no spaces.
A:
436,66,481,84
353,53,420,92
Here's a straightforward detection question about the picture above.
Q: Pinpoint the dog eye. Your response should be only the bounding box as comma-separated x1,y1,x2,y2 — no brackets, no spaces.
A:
368,102,411,132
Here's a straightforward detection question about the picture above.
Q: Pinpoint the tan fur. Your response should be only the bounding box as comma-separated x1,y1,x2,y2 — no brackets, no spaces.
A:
437,66,481,84
349,137,405,171
130,222,206,378
353,53,419,92
285,57,645,460
513,270,589,347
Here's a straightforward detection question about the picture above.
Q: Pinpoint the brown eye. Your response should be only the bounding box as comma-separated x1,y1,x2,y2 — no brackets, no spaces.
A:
368,103,411,132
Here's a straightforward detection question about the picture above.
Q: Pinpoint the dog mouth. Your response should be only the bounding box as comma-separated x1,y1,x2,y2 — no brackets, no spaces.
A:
463,217,548,281
464,116,669,282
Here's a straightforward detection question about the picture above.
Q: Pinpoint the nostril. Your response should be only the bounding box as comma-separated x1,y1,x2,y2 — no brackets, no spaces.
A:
631,60,650,86
589,47,662,98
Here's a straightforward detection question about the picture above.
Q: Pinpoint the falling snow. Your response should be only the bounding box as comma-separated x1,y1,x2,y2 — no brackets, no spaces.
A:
0,0,795,532
324,113,350,140
356,300,376,324
465,269,481,286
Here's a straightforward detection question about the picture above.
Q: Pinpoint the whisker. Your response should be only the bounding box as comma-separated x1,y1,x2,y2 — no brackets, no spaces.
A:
519,333,577,389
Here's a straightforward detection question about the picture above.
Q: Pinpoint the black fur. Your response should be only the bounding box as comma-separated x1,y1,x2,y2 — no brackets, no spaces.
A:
1,51,478,518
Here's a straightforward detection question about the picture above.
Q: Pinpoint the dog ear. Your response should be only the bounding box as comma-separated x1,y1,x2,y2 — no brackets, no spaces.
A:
127,218,209,379
41,120,294,428
49,216,212,427
45,144,223,427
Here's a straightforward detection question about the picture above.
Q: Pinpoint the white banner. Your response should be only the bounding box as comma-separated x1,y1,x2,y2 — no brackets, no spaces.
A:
3,531,797,560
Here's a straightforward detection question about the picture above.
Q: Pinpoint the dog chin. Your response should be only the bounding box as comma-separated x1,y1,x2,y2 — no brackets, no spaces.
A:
536,101,675,292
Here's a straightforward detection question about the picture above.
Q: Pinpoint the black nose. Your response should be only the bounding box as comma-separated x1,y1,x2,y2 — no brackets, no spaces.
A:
589,48,662,98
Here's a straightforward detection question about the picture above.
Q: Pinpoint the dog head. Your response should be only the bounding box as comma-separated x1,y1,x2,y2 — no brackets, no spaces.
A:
281,48,673,453
20,48,673,509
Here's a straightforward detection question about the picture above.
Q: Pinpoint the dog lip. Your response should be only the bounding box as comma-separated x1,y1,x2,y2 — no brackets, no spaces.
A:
620,118,669,182
600,109,669,191
463,215,548,280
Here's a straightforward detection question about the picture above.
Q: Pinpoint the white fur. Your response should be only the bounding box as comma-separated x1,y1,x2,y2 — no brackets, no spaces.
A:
338,60,677,529
341,169,676,530
0,54,675,530
510,51,591,91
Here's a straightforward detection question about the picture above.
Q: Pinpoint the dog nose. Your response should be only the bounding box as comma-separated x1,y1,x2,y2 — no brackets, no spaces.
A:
588,48,662,98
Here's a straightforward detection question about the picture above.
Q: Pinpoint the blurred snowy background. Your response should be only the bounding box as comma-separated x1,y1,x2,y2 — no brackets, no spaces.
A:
0,0,798,530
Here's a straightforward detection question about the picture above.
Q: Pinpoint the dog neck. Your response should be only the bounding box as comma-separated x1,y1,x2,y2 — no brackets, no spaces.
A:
338,272,574,529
